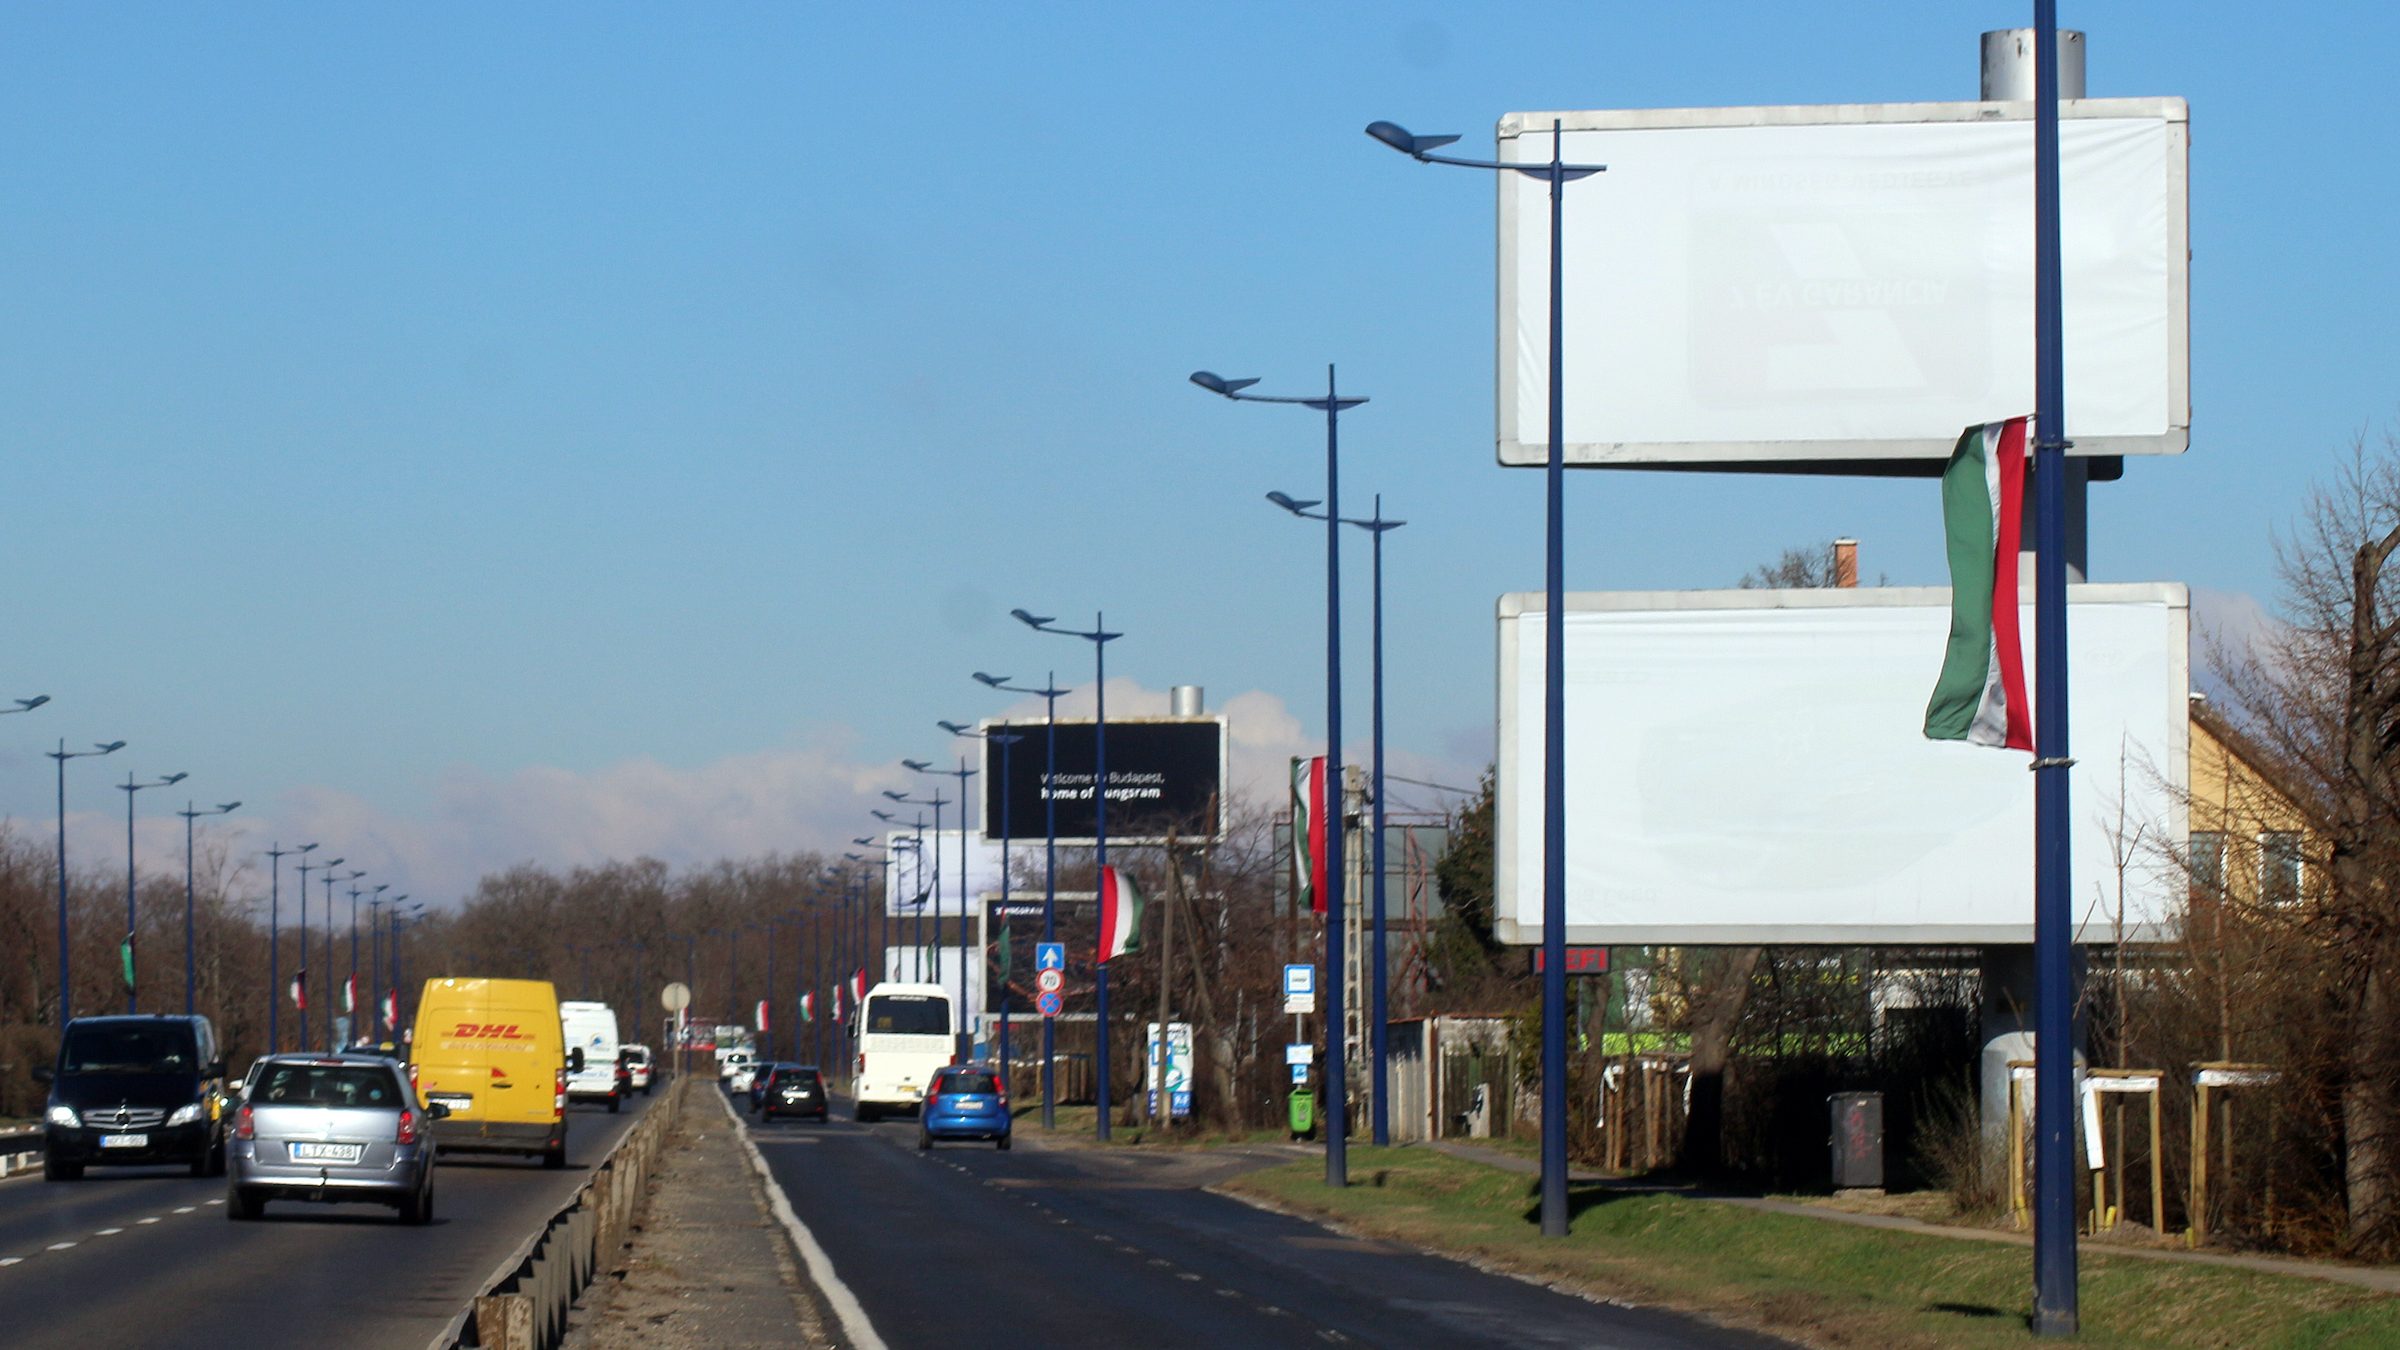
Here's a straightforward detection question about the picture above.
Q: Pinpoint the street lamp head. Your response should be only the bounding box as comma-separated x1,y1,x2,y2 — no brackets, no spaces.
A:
1365,120,1459,159
162,772,188,786
324,858,344,868
96,741,125,754
972,671,1009,688
937,720,972,736
298,842,318,854
1266,491,1322,516
1010,608,1053,630
881,790,908,802
219,801,241,813
11,695,51,712
1189,371,1261,398
870,809,897,822
901,758,932,772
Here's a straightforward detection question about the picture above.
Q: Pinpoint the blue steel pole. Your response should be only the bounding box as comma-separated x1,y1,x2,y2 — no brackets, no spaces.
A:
1537,121,1572,1239
1094,616,1112,1142
1366,497,1394,1146
1043,684,1057,1128
55,745,70,1027
179,803,239,1017
956,759,973,1047
2030,5,2078,1335
997,734,1013,1088
1320,374,1348,1187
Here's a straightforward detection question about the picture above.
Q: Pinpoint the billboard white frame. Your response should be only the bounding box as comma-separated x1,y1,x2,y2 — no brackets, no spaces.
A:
1495,98,2190,467
1494,584,2189,945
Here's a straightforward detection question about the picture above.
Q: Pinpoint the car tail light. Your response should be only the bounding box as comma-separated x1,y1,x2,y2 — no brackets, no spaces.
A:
923,1091,940,1113
234,1105,254,1141
396,1108,419,1147
554,1067,568,1117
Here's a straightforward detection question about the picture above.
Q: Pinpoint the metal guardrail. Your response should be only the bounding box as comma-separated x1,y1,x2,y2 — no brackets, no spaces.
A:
0,1126,42,1180
426,1077,684,1350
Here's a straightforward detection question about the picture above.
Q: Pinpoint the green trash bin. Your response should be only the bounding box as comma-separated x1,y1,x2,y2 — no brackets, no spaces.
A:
1287,1086,1316,1141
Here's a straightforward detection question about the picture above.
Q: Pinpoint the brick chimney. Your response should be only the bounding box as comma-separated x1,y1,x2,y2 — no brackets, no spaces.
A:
1831,538,1859,588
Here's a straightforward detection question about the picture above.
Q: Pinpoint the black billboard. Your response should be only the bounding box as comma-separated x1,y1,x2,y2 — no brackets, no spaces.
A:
978,717,1224,845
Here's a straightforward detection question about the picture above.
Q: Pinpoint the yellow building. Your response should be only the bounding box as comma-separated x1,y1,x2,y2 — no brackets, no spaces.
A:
2186,695,2324,908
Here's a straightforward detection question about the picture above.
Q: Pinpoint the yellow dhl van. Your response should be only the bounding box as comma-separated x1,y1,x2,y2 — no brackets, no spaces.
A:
408,977,579,1168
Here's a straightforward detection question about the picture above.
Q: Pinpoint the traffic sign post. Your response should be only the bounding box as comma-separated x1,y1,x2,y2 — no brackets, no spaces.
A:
1283,963,1317,1016
1036,989,1063,1018
1036,942,1066,972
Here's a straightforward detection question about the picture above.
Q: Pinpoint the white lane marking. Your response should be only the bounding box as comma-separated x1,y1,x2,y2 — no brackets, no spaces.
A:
720,1088,889,1350
173,1206,195,1214
46,1242,75,1251
204,1199,223,1206
136,1217,160,1225
0,1257,22,1267
95,1228,122,1236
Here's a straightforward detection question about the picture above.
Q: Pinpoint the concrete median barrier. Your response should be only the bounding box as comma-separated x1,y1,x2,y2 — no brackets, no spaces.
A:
427,1076,685,1350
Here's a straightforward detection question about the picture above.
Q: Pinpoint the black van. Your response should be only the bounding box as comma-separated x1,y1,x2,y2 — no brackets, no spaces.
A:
35,1014,229,1180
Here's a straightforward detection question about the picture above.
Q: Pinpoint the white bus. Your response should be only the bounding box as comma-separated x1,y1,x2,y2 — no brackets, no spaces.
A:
853,981,954,1122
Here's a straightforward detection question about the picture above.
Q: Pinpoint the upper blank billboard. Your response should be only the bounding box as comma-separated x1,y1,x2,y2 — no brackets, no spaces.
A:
1493,584,2189,945
1496,99,2190,467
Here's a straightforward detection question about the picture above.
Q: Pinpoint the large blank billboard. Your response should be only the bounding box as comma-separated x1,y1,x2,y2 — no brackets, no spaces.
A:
1495,98,2189,467
1494,584,2189,945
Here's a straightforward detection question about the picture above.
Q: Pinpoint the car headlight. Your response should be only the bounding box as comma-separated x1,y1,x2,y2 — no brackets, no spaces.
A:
46,1105,80,1128
166,1102,205,1127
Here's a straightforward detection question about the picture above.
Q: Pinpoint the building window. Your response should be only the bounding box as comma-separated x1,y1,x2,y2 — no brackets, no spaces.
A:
2260,832,2304,906
2187,831,2225,895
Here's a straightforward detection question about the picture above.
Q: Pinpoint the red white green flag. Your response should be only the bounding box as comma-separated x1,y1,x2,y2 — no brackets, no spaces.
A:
1292,756,1327,915
289,970,308,1013
1925,416,2034,751
342,975,357,1015
800,991,816,1024
382,989,398,1029
1097,865,1145,964
755,999,770,1033
852,968,867,1004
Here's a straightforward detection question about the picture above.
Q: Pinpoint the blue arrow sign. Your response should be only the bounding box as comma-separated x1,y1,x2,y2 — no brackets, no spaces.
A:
1036,942,1066,973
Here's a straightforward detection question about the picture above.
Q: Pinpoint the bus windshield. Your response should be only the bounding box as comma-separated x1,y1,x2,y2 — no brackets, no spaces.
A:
864,994,949,1036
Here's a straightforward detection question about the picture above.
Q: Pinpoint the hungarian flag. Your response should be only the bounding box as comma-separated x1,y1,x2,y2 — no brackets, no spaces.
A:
120,932,136,992
290,970,308,1013
852,968,867,1004
1097,866,1145,964
756,999,770,1033
800,991,815,1024
1925,417,2034,751
381,988,399,1029
342,975,357,1015
1292,757,1327,914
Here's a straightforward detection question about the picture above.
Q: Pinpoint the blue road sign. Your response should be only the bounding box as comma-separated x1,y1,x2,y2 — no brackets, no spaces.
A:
1036,989,1063,1018
1036,942,1067,973
1283,964,1315,997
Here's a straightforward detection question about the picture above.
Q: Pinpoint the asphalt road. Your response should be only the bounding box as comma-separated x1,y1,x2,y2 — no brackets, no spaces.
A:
746,1096,1790,1350
0,1084,660,1350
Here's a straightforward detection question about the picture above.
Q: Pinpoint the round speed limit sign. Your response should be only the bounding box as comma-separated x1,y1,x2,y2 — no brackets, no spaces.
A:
1036,968,1064,995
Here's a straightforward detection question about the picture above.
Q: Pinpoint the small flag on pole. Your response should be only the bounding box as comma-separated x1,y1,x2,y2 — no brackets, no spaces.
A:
343,975,357,1015
800,991,815,1024
120,932,136,992
756,998,770,1033
1097,866,1146,964
382,988,398,1029
1925,416,2035,751
290,970,308,1014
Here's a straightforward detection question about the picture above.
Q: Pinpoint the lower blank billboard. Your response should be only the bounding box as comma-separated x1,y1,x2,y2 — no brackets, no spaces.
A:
1495,584,2188,945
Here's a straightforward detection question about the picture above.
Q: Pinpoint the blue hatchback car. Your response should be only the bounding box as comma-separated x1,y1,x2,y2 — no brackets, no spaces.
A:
918,1065,1010,1150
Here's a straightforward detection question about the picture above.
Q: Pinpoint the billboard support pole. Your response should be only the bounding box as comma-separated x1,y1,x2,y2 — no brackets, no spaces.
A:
2029,5,2080,1336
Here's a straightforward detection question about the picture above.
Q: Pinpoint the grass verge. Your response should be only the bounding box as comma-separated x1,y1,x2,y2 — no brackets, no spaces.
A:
1017,1104,1291,1150
1218,1146,2400,1348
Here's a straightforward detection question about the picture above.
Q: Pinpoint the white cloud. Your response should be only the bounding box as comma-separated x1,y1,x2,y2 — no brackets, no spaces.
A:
81,683,1480,913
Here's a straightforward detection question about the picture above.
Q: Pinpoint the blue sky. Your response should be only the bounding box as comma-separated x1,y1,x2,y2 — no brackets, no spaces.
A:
1,4,2392,904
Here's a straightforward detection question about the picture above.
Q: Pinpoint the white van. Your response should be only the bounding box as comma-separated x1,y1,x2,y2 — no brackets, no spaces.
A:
853,982,955,1122
559,1001,624,1113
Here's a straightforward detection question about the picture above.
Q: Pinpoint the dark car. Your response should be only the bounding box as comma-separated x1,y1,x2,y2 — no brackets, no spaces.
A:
760,1065,829,1122
918,1064,1010,1150
747,1061,793,1113
37,1014,230,1180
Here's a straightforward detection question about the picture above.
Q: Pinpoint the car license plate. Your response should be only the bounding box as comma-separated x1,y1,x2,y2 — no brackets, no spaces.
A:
961,1101,986,1111
99,1133,147,1149
291,1142,363,1163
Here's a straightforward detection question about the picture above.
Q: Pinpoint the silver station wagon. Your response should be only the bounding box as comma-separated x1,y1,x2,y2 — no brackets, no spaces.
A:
227,1054,445,1223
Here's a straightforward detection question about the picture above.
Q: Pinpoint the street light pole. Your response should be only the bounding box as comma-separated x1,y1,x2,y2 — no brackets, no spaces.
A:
120,770,189,1013
1369,116,1602,1235
976,671,1065,1128
177,800,241,1016
326,868,361,1046
1014,608,1123,1140
944,721,1022,1082
264,842,316,1051
48,735,120,1025
908,756,980,1049
1192,366,1366,1185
